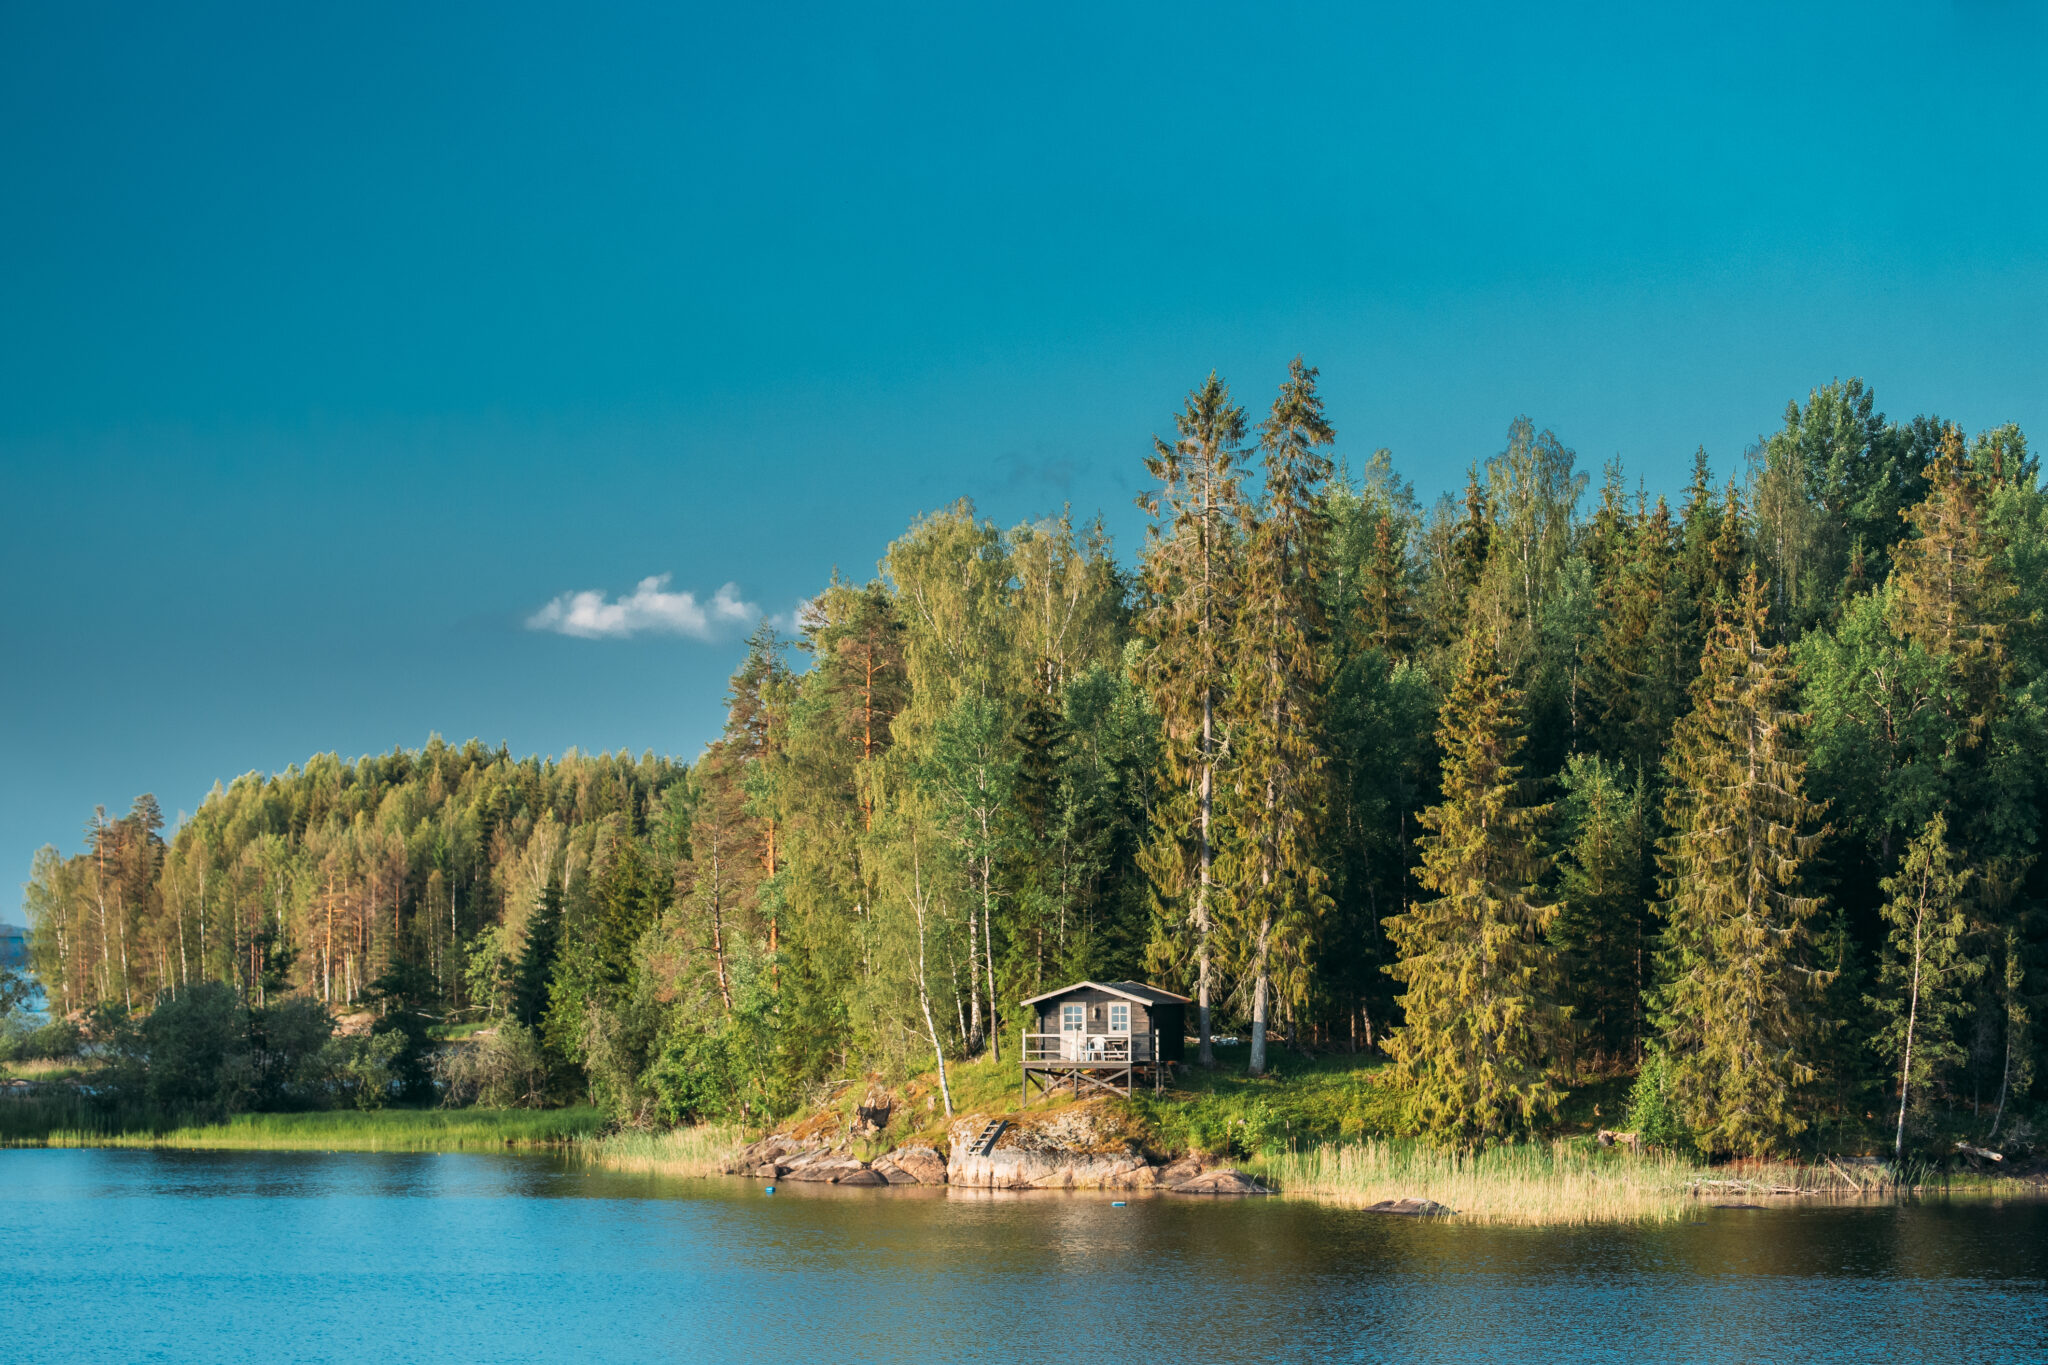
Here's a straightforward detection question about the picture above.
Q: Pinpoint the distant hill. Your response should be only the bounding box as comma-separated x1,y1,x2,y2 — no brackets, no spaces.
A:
0,922,26,971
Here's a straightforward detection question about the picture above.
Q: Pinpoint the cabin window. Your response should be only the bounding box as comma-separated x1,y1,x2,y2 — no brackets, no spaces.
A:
1109,1003,1130,1032
1061,1003,1085,1034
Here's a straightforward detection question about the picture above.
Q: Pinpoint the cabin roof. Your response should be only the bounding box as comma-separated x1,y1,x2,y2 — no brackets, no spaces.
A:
1019,979,1191,1008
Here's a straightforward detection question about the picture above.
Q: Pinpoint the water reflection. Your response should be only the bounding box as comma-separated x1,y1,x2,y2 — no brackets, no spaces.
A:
5,1149,2043,1363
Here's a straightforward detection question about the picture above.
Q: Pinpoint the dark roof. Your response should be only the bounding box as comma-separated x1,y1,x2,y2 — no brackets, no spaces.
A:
1019,979,1191,1008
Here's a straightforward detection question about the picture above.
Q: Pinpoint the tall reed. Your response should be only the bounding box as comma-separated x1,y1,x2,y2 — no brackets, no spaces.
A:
28,1106,602,1151
583,1124,743,1179
1254,1139,1712,1225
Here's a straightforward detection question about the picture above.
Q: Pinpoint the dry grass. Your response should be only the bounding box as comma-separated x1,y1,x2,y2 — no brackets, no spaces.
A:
1250,1140,2047,1225
583,1123,744,1179
1256,1139,1719,1225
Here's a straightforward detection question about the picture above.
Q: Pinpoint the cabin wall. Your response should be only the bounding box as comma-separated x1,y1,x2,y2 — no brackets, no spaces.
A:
1035,988,1156,1035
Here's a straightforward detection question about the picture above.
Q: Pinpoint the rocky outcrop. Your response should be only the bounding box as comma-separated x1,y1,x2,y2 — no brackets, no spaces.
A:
1361,1197,1453,1216
872,1145,947,1185
724,1105,1273,1195
950,1145,1164,1190
1170,1168,1270,1195
943,1106,1261,1192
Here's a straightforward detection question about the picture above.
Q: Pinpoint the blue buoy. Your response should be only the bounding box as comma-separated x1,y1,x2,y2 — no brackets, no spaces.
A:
1111,1201,1126,1207
765,1186,776,1194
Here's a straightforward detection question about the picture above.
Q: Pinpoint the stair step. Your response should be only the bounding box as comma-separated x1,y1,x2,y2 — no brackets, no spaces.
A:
968,1119,1008,1157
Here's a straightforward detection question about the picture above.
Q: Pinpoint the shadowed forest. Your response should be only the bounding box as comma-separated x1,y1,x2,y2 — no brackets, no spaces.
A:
16,368,2045,1159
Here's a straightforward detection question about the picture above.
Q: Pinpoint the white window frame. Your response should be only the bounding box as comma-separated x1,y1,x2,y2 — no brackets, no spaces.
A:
1108,1003,1130,1033
1061,1003,1085,1033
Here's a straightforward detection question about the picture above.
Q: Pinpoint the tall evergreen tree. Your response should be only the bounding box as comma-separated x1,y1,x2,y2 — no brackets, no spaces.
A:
1137,372,1248,1066
1228,358,1335,1076
1550,754,1650,1067
1384,637,1562,1143
1889,423,2015,726
1653,569,1830,1155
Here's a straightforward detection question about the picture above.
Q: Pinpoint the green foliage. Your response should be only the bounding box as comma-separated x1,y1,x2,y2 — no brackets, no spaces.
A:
1624,1049,1691,1150
1653,571,1830,1156
16,371,2045,1157
1384,637,1564,1144
1868,814,1983,1153
1550,754,1650,1064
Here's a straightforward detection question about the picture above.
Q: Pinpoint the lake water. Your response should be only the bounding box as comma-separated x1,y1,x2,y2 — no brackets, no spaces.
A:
7,1149,2045,1364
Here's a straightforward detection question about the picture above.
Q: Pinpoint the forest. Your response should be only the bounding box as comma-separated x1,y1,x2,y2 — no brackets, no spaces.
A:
15,367,2045,1158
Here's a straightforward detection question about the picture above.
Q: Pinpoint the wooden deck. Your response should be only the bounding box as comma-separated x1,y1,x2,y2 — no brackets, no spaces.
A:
1020,1031,1171,1101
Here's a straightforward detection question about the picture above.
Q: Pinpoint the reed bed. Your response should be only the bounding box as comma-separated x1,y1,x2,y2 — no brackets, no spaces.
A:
32,1106,603,1151
1253,1140,2044,1224
1255,1138,1715,1224
583,1124,744,1179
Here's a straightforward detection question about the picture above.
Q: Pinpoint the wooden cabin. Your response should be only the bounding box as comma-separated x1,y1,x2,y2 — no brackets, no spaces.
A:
1018,980,1188,1100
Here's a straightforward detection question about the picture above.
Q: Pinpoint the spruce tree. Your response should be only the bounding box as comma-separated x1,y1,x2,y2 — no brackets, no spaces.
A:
1136,372,1248,1066
1867,813,1982,1158
1550,754,1650,1066
512,875,562,1029
1384,637,1562,1143
1362,513,1410,654
1888,422,2015,726
1228,358,1335,1076
1653,569,1830,1156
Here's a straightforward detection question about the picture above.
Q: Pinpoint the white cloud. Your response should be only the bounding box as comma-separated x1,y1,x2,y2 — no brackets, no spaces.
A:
526,575,758,640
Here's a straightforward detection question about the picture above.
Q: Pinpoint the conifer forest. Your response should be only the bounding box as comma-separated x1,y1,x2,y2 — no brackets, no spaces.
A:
22,369,2047,1157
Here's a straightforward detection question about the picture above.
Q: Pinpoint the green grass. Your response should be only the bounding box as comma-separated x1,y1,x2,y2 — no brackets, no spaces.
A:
22,1105,604,1151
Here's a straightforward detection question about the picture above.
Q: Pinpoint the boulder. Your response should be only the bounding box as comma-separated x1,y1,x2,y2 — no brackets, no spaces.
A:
1362,1198,1453,1216
1169,1168,1270,1195
1156,1153,1213,1186
750,1163,786,1179
945,1108,1167,1190
784,1156,870,1184
835,1168,887,1186
875,1145,947,1185
722,1134,812,1175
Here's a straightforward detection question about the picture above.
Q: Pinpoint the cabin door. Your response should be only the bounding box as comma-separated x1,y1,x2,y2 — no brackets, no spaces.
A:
1060,1003,1085,1059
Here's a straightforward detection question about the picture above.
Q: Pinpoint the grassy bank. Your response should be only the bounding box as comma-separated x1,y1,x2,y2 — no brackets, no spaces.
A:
16,1105,604,1151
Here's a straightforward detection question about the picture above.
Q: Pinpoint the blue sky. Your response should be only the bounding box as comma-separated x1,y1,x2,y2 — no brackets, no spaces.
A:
4,2,2046,894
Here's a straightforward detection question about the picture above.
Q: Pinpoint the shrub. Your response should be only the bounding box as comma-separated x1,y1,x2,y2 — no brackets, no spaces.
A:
1625,1050,1692,1150
436,1023,554,1109
325,1031,406,1110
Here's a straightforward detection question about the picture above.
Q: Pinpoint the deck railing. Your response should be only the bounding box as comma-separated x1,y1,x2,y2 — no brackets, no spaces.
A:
1022,1031,1156,1063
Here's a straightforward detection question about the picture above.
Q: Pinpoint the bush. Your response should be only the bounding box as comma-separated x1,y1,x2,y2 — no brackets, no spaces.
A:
1625,1050,1692,1150
251,996,336,1107
325,1031,405,1110
436,1023,554,1108
127,983,256,1119
3,1017,84,1063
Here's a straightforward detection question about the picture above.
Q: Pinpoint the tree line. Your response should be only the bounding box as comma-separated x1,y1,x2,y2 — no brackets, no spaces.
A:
20,369,2045,1155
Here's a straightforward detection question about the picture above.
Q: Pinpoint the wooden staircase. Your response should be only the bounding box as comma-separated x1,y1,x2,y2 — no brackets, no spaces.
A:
966,1118,1008,1157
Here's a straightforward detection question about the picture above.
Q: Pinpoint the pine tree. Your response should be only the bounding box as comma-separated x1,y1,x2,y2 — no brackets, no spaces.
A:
1653,569,1830,1156
1227,358,1335,1076
1384,637,1562,1143
1866,813,1982,1158
1137,372,1248,1067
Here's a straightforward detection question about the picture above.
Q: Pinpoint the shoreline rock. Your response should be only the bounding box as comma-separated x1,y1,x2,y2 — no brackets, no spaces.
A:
721,1107,1272,1195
